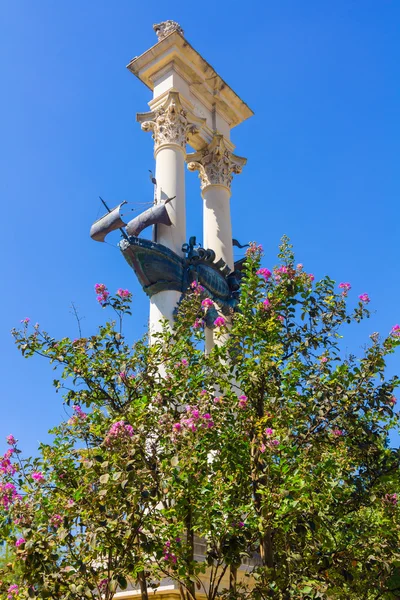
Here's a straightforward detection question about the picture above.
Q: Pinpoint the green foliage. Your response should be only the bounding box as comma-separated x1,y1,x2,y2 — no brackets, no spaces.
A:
1,238,400,599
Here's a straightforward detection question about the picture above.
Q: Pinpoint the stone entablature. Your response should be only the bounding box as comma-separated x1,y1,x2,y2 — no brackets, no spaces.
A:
187,135,247,191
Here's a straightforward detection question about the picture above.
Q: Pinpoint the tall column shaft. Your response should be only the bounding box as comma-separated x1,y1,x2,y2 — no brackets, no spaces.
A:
202,184,233,270
154,145,186,254
149,144,185,335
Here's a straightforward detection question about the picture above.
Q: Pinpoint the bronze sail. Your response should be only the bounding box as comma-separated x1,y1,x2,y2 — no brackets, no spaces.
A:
90,201,128,242
125,199,172,237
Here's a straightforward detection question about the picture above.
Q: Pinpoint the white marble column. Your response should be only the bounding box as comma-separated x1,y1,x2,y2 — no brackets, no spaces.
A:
187,135,246,350
138,92,202,337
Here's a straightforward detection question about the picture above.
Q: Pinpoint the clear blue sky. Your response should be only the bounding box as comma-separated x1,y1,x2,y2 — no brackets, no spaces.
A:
1,0,399,455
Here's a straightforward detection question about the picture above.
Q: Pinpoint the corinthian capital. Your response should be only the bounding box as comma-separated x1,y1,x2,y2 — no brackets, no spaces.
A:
137,92,205,153
187,135,247,191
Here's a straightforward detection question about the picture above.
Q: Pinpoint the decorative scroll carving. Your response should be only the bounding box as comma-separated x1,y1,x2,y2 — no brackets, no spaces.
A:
187,135,247,190
153,20,184,41
138,92,203,152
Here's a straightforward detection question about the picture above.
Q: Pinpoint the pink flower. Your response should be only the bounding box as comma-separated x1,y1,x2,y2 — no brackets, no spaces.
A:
99,579,109,591
15,537,26,547
32,471,44,482
105,421,134,445
0,482,21,510
214,316,225,327
238,395,248,409
6,435,17,446
193,318,204,329
384,493,397,505
201,298,213,309
390,324,400,337
20,318,30,324
203,413,212,420
332,429,344,437
66,498,75,507
260,443,266,453
308,273,315,282
7,584,19,599
181,359,188,366
190,281,204,295
339,282,351,297
213,396,222,404
276,265,288,275
296,263,303,270
116,288,131,299
95,283,109,305
265,428,273,436
191,409,200,419
173,423,182,432
271,439,280,446
246,242,263,256
389,396,397,405
256,268,272,281
72,405,87,419
262,298,271,310
277,315,285,322
0,454,16,475
50,514,63,527
320,356,328,363
359,293,370,304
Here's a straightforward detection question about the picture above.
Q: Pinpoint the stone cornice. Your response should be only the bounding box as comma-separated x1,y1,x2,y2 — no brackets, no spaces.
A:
137,91,205,153
187,134,246,191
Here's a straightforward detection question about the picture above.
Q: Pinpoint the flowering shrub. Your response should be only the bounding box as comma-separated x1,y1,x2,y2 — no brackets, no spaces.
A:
1,236,399,600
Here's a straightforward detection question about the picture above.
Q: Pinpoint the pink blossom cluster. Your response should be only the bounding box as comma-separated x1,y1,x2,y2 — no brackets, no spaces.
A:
332,429,344,437
193,318,204,329
6,435,17,446
105,421,134,445
201,298,213,309
163,540,177,564
274,265,289,281
15,537,25,548
99,578,109,591
173,406,214,434
339,282,351,296
94,283,109,305
238,395,248,409
263,427,280,449
214,316,225,328
359,293,370,304
7,585,19,599
190,280,205,295
116,288,131,299
0,449,16,476
391,324,400,337
385,493,397,505
246,242,263,257
119,371,135,382
256,268,272,281
0,482,21,510
262,298,271,310
68,405,87,426
50,514,63,528
32,471,44,482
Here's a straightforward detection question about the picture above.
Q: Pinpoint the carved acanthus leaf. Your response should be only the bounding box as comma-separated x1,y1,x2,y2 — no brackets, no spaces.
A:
187,135,247,190
139,92,200,152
